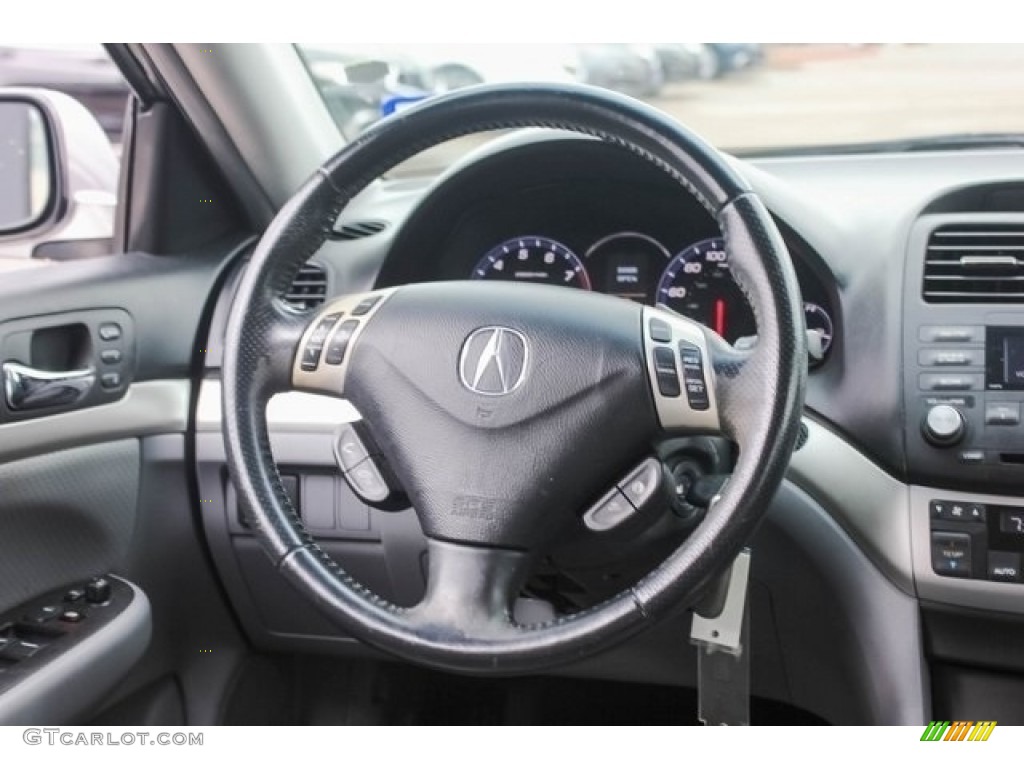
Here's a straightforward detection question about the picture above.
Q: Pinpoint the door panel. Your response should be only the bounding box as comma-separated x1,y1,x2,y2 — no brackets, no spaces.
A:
0,439,139,615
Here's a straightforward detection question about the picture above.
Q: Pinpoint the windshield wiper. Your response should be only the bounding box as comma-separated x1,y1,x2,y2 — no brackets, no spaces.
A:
738,133,1024,158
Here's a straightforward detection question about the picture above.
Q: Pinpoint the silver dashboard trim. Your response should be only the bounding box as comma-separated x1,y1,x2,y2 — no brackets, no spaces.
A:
196,379,360,434
786,417,915,594
0,380,189,464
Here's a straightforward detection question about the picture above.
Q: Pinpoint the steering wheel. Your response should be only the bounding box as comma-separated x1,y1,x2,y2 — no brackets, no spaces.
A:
222,83,806,674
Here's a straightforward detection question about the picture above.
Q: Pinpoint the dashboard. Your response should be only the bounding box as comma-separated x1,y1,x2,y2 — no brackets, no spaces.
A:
374,138,837,362
194,129,1024,726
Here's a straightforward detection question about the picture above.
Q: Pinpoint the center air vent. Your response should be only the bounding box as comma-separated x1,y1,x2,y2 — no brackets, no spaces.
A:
333,219,388,241
285,263,328,309
923,223,1024,303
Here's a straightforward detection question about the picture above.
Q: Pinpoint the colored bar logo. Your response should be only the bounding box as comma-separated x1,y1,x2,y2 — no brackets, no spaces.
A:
920,721,996,741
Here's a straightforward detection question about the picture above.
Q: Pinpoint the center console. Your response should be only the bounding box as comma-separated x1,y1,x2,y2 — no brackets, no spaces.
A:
906,320,1024,492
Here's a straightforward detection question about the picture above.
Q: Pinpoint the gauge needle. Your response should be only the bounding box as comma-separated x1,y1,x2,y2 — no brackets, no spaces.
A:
714,298,726,338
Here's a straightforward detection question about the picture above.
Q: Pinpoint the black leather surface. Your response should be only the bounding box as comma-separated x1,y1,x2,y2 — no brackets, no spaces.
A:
221,83,805,673
346,281,658,549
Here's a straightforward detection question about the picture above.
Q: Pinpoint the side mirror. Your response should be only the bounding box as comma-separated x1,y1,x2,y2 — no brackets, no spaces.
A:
0,100,55,233
0,89,119,263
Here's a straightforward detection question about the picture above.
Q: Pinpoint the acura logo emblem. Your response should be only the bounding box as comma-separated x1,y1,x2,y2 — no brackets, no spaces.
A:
458,327,529,396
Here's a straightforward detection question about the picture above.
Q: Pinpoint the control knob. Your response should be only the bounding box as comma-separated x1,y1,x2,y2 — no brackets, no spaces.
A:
923,404,965,447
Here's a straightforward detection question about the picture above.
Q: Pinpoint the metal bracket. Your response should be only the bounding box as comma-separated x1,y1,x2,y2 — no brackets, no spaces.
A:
690,549,751,725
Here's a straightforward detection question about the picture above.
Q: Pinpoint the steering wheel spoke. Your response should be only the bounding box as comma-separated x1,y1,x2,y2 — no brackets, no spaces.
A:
408,539,529,637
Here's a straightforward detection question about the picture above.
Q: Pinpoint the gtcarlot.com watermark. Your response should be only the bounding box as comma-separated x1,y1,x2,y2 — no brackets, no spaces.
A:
23,729,203,747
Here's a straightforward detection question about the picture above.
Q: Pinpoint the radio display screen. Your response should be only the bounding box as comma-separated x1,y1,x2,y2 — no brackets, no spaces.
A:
986,327,1024,390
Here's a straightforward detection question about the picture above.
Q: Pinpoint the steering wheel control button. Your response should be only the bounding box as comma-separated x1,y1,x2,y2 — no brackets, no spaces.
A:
618,457,663,509
987,551,1022,583
679,343,710,410
351,296,381,316
324,320,360,366
299,313,342,372
931,531,972,578
100,349,122,364
98,323,122,341
583,488,638,532
922,404,966,446
653,345,681,397
648,318,672,343
63,588,85,603
101,372,122,390
59,609,86,623
335,426,370,471
985,402,1021,426
346,458,390,503
85,577,112,605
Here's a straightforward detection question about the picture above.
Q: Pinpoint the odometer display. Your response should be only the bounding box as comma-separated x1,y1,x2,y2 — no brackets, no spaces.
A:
472,236,590,289
656,237,755,343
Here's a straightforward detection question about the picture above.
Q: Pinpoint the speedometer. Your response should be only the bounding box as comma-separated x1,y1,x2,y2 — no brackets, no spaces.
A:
471,236,590,289
656,237,756,343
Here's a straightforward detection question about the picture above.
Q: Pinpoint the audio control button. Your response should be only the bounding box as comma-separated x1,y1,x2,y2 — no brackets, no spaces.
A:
922,404,966,447
985,402,1021,426
918,326,984,344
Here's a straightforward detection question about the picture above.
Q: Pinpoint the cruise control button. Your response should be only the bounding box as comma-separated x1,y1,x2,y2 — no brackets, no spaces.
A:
988,551,1021,583
347,458,389,503
618,458,662,509
100,349,122,364
583,488,637,532
63,588,85,603
59,610,85,623
648,318,672,343
653,345,681,397
931,531,971,577
325,320,360,365
335,426,370,471
679,343,710,411
101,372,121,389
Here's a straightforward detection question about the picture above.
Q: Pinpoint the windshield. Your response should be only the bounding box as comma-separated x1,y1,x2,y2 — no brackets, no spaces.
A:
297,43,1024,171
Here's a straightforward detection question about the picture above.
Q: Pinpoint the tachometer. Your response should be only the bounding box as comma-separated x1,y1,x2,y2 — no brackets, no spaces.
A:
471,236,590,289
656,237,755,343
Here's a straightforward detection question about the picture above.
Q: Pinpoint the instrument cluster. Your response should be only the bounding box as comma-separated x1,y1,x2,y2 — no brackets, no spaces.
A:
471,230,833,358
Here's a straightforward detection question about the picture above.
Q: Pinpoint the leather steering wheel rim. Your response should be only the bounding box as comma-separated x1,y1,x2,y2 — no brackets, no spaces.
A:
222,83,806,674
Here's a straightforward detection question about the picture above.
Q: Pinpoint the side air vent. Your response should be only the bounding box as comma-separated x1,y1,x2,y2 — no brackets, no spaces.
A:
924,223,1024,303
285,263,328,309
333,219,388,241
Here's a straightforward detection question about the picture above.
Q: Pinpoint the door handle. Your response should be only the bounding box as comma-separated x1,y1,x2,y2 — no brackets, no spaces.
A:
2,361,96,411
